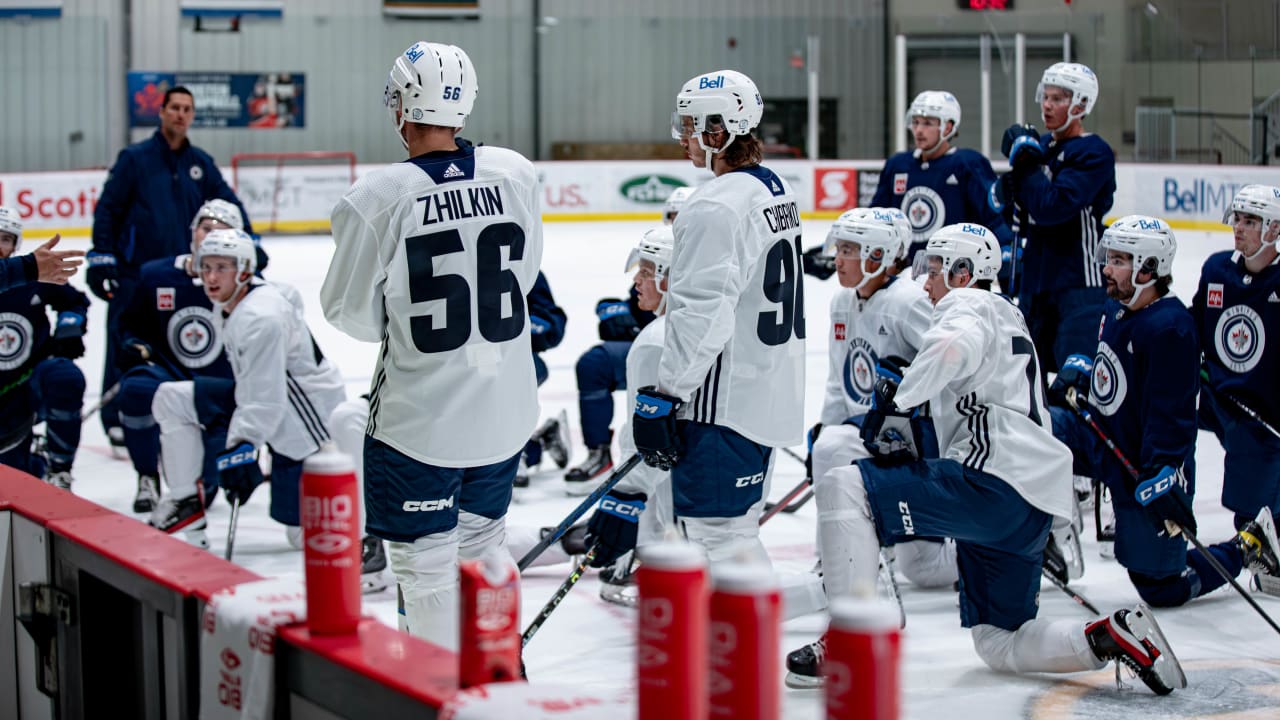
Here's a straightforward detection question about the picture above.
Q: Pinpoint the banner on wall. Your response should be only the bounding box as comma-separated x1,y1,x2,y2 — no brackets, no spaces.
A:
0,1,59,17
383,0,479,18
180,1,281,18
128,72,305,129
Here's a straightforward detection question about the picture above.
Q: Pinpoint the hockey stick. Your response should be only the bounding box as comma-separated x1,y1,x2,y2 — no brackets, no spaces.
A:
1064,388,1280,637
1041,567,1100,615
224,496,242,562
81,380,122,422
522,544,598,648
1199,370,1280,441
760,479,813,525
516,453,642,572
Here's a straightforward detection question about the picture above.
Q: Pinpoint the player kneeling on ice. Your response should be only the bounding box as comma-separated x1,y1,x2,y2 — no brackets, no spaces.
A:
0,206,88,490
1048,215,1280,606
785,223,1186,696
149,229,345,549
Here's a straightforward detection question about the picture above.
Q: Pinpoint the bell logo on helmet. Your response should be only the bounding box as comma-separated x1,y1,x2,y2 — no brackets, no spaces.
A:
961,224,985,235
698,75,725,90
406,44,425,63
1136,218,1164,231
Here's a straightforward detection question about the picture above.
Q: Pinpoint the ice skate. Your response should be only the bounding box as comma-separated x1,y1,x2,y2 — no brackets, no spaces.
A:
1239,507,1280,597
107,426,128,460
536,409,572,469
564,444,612,496
784,634,826,689
361,536,391,594
44,470,72,491
598,550,638,608
149,493,209,550
1085,603,1186,695
133,473,160,513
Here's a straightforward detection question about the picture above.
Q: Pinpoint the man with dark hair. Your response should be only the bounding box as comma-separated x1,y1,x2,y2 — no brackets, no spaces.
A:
88,85,254,447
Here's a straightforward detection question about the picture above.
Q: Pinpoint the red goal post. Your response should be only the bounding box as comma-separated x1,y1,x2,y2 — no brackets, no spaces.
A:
230,151,357,234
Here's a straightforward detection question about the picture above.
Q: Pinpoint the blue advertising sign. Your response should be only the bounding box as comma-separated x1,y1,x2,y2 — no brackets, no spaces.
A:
128,72,304,128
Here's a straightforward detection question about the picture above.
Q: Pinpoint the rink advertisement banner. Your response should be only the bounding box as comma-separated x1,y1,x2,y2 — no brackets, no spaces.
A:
128,72,305,129
383,0,479,17
0,1,59,17
0,162,1260,237
180,0,282,17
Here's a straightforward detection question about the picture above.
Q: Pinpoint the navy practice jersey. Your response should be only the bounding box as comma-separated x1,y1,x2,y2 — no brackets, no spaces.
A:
1192,252,1280,428
528,271,567,353
871,148,1014,255
1012,133,1116,295
0,282,90,389
1089,295,1199,492
120,254,232,380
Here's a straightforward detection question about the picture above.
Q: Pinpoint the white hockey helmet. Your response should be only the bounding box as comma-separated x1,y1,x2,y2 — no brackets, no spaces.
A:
905,91,962,144
625,226,675,291
824,207,911,291
0,205,23,252
1095,215,1176,307
925,223,1002,289
385,41,478,143
663,186,694,225
671,70,763,166
190,199,244,233
197,228,258,282
1037,62,1099,130
1224,184,1280,259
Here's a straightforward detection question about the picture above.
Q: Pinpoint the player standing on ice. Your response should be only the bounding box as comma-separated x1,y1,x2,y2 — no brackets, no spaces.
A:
1049,215,1280,606
871,91,1013,277
320,41,543,650
114,200,241,514
0,207,88,489
587,69,805,567
786,223,1187,696
149,230,344,549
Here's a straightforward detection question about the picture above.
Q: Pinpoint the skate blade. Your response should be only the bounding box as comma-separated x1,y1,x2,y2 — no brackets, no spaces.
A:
1255,573,1280,598
599,584,638,608
361,571,391,595
1131,603,1188,691
783,671,824,690
563,480,604,497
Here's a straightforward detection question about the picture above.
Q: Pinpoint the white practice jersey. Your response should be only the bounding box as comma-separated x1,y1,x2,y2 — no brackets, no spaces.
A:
617,316,668,497
221,281,346,460
660,166,805,447
820,277,932,426
321,143,543,467
893,288,1073,521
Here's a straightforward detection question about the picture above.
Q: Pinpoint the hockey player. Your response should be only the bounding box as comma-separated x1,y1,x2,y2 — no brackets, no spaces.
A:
115,200,241,513
518,271,570,487
998,63,1115,373
595,69,805,567
320,41,543,650
0,209,88,489
0,208,82,292
1048,215,1280,607
803,207,957,607
871,91,1013,272
785,223,1187,696
88,86,254,447
1193,185,1280,543
149,230,345,549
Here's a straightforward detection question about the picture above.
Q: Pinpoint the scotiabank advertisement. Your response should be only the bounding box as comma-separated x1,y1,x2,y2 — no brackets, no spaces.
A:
0,171,106,236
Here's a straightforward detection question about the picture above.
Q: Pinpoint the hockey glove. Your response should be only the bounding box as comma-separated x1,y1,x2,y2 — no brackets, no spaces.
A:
530,314,554,352
804,423,824,479
1002,124,1044,170
118,341,153,371
216,441,266,505
861,368,922,465
802,245,836,280
47,311,86,360
596,298,639,342
1047,354,1093,408
584,489,647,568
1135,465,1197,538
632,386,683,470
85,251,119,301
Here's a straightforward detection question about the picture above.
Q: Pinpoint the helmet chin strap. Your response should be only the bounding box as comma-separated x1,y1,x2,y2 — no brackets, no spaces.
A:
1046,103,1087,133
1122,267,1156,309
1244,222,1280,262
695,132,735,169
853,259,887,293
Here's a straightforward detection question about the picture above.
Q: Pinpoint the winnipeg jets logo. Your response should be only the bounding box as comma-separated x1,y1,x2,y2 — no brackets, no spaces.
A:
1090,342,1127,417
843,337,877,405
1214,305,1265,373
442,163,465,179
168,306,223,369
901,186,945,244
0,312,33,371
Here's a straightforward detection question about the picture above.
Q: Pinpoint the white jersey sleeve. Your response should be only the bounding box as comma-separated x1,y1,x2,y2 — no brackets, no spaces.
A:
658,167,806,447
223,283,346,460
321,144,543,467
617,317,669,497
893,289,1073,521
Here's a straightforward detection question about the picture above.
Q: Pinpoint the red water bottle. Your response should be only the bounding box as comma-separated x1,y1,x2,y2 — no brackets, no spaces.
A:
825,598,902,720
708,563,781,720
458,550,521,687
636,541,708,720
300,446,361,635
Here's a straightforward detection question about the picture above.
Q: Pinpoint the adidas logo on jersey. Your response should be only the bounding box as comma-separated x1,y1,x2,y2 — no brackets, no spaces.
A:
442,163,465,179
878,325,889,336
1269,291,1280,303
945,174,959,185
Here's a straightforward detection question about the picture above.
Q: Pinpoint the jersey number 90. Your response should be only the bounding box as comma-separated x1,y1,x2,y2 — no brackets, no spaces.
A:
405,223,526,353
757,237,807,346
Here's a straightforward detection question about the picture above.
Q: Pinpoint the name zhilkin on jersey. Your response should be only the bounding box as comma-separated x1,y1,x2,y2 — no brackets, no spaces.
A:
418,186,504,226
763,201,800,233
403,497,455,512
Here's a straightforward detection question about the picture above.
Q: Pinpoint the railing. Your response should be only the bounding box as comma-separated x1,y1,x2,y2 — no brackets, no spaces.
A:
1135,107,1268,164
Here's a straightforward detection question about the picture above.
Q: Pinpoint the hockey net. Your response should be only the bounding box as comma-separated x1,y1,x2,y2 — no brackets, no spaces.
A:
230,151,357,234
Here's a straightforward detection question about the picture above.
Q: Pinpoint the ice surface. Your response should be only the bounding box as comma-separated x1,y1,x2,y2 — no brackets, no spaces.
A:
56,223,1280,718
